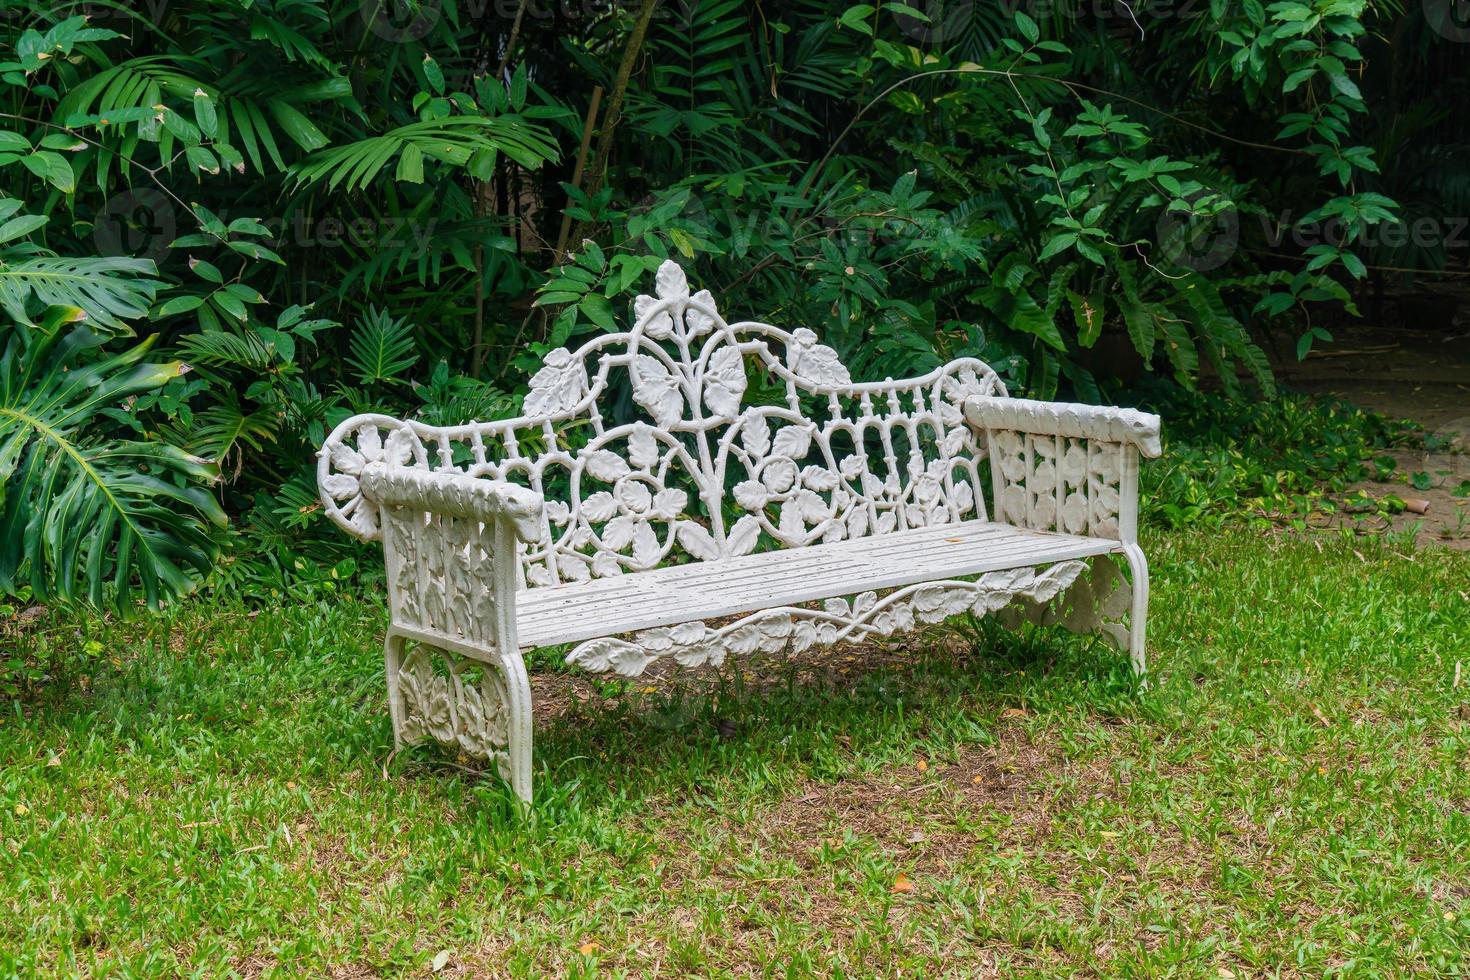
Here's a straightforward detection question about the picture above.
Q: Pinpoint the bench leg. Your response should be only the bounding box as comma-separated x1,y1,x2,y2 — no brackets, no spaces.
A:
498,650,535,808
1121,543,1149,680
383,630,534,807
384,629,408,748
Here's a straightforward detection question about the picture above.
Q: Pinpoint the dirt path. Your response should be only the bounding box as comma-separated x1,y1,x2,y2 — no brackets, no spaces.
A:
1273,282,1470,548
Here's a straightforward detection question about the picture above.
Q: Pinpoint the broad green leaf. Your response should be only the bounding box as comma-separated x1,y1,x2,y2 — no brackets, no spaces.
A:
0,256,158,333
22,152,75,193
186,144,220,175
268,100,328,152
0,324,225,611
189,258,223,284
153,294,205,317
422,55,444,95
0,213,48,246
1015,10,1040,42
395,142,424,183
192,88,218,138
579,293,615,331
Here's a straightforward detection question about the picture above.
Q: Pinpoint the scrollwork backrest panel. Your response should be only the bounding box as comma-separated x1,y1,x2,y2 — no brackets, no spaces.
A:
319,260,1007,586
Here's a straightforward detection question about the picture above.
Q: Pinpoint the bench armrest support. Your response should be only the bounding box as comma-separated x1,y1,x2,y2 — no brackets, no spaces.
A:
963,396,1160,543
359,463,543,653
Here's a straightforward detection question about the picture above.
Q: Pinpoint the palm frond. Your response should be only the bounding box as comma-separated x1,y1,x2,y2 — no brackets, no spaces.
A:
187,400,280,479
346,307,419,385
288,116,559,193
175,329,284,373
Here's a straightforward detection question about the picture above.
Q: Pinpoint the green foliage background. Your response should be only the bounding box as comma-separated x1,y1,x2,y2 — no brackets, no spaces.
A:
0,0,1464,608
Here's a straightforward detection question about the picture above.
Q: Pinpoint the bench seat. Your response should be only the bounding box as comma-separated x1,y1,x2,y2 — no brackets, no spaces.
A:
513,520,1118,649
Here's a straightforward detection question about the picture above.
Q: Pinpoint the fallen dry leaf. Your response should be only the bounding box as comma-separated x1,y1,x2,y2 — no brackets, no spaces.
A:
891,874,914,894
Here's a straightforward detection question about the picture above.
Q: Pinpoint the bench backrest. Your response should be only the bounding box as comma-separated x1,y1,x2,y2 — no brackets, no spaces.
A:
321,260,1006,588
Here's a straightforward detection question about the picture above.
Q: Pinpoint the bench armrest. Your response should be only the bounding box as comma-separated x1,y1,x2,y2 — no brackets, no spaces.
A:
359,463,544,543
962,396,1160,542
962,396,1161,458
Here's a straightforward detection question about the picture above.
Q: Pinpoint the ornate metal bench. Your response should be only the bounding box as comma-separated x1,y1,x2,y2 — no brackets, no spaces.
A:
317,260,1161,803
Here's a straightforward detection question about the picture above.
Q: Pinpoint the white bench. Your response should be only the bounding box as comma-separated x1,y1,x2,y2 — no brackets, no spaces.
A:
317,260,1162,804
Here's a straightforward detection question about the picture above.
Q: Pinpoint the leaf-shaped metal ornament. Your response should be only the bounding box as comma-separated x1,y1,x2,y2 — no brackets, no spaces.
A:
676,521,719,560
685,288,718,336
703,346,746,418
726,514,761,556
631,354,684,427
582,491,617,522
651,488,687,519
631,520,661,568
321,473,359,499
741,413,771,456
585,449,631,483
628,423,660,469
634,292,674,339
786,328,851,385
602,515,636,550
523,348,584,416
772,425,811,459
655,259,689,301
329,440,366,476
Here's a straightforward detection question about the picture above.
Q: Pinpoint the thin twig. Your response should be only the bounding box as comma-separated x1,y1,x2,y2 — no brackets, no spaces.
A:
579,0,661,206
554,86,604,265
797,65,1308,221
0,111,226,248
1115,0,1146,39
494,0,531,82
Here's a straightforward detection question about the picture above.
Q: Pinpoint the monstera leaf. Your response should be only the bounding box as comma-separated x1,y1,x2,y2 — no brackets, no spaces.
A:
0,308,227,610
0,243,158,335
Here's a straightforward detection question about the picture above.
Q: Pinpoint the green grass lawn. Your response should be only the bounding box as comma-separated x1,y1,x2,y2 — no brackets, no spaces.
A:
3,528,1468,977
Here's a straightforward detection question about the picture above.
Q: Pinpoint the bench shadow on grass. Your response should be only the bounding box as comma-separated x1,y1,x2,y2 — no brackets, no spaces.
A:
391,616,1145,816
